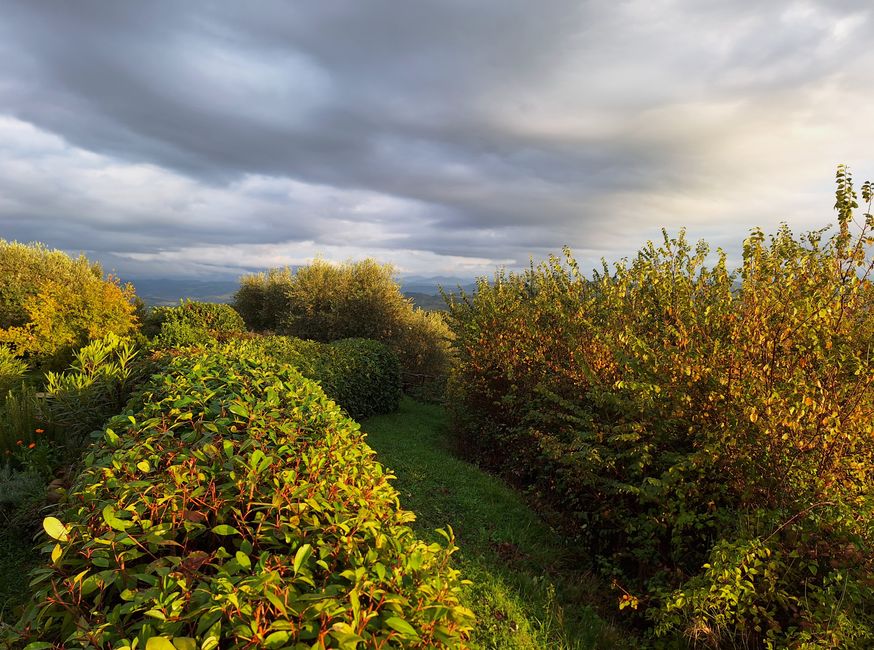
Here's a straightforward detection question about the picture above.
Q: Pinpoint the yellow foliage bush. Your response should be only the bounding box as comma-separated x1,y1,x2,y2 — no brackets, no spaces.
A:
234,259,453,396
0,241,138,367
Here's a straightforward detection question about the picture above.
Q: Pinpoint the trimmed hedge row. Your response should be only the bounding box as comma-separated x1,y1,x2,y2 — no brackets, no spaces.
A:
144,301,246,347
7,349,472,648
241,336,402,421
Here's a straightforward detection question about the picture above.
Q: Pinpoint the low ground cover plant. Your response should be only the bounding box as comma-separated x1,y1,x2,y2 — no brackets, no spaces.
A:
6,349,473,648
445,167,874,647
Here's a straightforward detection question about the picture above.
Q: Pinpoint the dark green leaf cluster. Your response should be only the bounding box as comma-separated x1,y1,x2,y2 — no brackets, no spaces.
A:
6,349,473,648
145,301,246,347
444,169,873,647
234,336,402,421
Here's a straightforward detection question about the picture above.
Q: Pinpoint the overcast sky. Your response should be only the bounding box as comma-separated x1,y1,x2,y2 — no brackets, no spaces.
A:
1,0,872,281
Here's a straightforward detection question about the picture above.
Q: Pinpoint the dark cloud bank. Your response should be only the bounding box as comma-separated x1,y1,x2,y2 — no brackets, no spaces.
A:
0,0,872,281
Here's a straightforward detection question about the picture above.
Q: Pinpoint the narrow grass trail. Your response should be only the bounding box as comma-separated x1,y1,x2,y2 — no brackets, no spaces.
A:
364,398,631,650
0,529,38,622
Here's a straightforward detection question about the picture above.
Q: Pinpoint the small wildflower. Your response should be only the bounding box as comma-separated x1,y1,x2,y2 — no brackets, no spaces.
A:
35,428,44,434
16,439,23,446
28,442,36,449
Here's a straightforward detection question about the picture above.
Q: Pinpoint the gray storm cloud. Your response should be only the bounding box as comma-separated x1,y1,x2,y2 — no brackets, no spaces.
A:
0,0,872,279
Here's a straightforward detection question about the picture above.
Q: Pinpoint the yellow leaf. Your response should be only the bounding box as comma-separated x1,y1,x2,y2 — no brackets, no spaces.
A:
43,517,69,542
173,639,197,650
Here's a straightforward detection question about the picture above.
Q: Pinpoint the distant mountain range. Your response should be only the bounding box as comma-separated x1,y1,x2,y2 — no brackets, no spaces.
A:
129,276,477,310
129,278,239,306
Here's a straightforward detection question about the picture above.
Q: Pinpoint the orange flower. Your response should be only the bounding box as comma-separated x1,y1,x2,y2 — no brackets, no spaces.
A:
16,439,23,446
28,442,36,449
35,428,44,434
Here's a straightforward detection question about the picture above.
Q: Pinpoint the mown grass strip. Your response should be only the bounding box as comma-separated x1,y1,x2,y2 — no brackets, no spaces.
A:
364,398,632,649
0,528,40,623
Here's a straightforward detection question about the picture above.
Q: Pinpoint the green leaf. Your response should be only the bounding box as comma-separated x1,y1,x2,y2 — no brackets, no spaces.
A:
145,638,176,650
211,524,240,536
385,616,419,638
250,449,265,471
228,402,249,418
196,609,223,635
235,550,251,569
264,590,287,616
263,631,291,649
172,638,197,650
43,516,68,542
102,504,131,531
137,460,151,473
23,643,54,650
293,543,312,575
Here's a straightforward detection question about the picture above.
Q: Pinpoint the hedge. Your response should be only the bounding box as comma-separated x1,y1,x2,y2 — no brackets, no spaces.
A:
7,349,472,648
245,336,402,421
144,301,246,347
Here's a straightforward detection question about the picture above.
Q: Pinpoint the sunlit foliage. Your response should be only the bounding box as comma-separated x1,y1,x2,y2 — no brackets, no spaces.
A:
0,241,138,367
7,348,473,648
445,167,873,647
234,260,453,397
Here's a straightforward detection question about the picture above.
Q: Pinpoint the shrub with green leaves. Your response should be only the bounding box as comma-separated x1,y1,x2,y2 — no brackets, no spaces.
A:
7,349,473,648
445,167,874,646
42,333,157,445
0,383,43,464
239,336,402,420
233,267,295,332
145,301,246,348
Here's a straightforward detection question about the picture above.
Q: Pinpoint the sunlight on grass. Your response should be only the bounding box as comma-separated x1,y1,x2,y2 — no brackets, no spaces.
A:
364,398,631,649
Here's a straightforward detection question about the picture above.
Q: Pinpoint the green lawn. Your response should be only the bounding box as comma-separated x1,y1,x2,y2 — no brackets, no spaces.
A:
0,528,40,624
363,398,631,649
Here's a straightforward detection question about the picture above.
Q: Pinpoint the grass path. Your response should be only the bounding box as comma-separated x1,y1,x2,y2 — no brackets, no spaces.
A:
0,525,40,623
363,398,630,649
